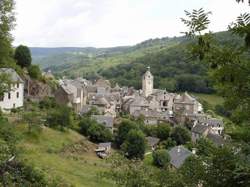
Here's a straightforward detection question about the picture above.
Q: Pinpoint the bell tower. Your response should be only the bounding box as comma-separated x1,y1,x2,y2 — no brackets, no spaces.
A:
142,67,153,97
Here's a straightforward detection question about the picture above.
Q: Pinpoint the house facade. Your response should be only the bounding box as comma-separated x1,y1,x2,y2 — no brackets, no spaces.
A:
0,68,24,112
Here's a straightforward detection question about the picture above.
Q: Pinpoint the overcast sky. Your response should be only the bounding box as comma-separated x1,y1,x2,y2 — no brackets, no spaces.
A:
13,0,249,48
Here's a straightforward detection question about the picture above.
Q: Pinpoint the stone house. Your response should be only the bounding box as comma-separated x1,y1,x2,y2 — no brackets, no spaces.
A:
173,92,203,115
168,146,192,169
191,124,210,143
91,115,114,133
133,109,169,125
0,68,24,112
199,118,224,135
55,80,87,113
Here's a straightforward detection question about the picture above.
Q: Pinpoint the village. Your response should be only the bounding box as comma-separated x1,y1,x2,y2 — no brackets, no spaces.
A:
0,67,226,168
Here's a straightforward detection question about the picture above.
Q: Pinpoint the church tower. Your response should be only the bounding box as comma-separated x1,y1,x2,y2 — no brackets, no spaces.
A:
142,67,153,97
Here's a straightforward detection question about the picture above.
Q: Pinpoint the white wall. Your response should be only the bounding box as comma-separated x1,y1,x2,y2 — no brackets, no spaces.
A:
0,83,24,112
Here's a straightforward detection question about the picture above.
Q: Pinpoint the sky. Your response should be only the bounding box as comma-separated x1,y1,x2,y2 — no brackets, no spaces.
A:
13,0,249,48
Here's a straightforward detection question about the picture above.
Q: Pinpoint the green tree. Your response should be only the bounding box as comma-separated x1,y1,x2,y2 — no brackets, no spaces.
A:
0,0,15,65
46,105,73,130
86,122,113,142
116,119,139,146
152,149,170,168
14,45,32,68
156,123,171,141
122,130,146,159
22,111,42,134
170,126,191,145
180,156,206,187
181,8,250,124
28,64,42,79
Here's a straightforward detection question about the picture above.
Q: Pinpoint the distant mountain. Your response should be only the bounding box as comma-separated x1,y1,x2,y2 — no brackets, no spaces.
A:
31,46,131,69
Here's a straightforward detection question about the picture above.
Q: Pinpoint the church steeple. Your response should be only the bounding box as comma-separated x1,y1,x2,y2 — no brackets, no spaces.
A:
142,67,153,97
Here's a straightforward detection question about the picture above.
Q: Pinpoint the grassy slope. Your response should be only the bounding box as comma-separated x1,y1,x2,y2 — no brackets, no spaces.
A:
191,93,224,107
16,125,114,187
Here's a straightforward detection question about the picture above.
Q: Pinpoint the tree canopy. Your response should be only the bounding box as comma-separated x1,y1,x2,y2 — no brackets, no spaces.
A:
14,45,32,68
0,0,15,65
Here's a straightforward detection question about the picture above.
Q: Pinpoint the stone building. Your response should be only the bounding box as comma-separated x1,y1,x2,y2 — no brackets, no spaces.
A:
142,67,153,97
0,68,24,112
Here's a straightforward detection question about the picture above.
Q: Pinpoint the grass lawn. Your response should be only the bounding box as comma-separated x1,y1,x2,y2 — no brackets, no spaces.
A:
16,124,115,187
191,93,224,107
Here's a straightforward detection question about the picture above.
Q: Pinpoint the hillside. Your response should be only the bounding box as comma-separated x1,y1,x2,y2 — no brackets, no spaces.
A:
31,31,244,93
16,124,114,187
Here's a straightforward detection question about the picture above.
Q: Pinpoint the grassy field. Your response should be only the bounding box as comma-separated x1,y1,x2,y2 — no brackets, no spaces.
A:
16,124,115,187
191,93,224,108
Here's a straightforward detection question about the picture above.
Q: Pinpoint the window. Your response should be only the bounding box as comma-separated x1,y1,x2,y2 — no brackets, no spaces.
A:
13,104,16,108
8,93,11,99
17,83,19,88
17,92,19,98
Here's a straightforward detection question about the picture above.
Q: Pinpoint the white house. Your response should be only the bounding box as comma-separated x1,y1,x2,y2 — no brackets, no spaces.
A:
0,68,24,112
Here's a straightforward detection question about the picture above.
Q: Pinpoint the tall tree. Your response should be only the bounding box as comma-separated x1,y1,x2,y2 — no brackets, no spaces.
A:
181,8,250,124
14,45,32,68
0,0,15,65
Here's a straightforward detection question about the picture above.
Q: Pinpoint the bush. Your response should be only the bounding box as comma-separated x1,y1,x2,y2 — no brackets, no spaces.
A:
170,126,191,145
87,123,113,142
46,105,73,130
39,97,57,109
160,138,176,150
116,119,139,146
152,149,170,168
121,129,146,159
156,123,171,141
28,64,42,79
79,117,113,142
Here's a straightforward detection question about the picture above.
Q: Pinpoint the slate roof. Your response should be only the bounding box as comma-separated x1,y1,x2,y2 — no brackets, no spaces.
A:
207,133,225,146
61,83,77,97
133,109,165,119
199,118,223,127
146,136,160,147
130,96,149,107
174,92,196,104
191,124,209,135
0,68,24,83
168,146,192,169
92,115,114,128
98,142,111,148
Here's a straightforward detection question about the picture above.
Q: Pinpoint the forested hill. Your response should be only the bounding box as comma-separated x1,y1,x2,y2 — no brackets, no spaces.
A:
31,31,244,93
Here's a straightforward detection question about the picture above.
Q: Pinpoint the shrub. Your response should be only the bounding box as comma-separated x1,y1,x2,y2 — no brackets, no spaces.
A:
121,130,146,159
171,126,191,145
152,149,170,168
28,64,42,79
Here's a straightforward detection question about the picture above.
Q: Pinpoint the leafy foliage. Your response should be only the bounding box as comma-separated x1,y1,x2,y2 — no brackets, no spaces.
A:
170,126,191,145
0,0,15,65
181,8,212,36
28,64,42,79
14,45,32,68
79,117,113,142
46,105,73,130
152,149,170,168
121,130,146,159
229,13,250,47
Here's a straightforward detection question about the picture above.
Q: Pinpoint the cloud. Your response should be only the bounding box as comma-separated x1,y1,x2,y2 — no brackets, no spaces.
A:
13,0,250,47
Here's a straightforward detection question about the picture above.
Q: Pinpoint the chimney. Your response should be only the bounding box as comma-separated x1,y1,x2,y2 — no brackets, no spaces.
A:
177,146,181,153
192,148,196,155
